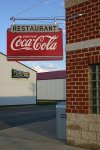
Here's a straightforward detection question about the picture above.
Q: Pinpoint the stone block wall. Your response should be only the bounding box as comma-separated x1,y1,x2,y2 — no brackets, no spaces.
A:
67,113,100,149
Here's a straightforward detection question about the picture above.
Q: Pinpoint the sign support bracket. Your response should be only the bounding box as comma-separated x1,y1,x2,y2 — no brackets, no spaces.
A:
10,17,65,21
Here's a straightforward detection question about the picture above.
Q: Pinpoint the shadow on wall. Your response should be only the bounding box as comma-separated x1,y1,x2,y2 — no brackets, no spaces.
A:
0,96,36,106
29,83,36,96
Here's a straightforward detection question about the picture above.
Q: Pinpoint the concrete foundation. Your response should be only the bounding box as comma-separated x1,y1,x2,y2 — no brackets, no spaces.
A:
66,113,100,150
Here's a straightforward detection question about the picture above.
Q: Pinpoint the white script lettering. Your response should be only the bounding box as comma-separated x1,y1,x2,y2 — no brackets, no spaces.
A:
11,35,58,51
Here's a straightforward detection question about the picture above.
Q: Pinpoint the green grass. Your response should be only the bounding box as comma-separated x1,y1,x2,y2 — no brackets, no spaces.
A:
37,100,59,105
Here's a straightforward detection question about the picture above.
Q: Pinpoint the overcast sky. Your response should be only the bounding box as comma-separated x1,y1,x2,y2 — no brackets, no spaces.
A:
0,0,66,72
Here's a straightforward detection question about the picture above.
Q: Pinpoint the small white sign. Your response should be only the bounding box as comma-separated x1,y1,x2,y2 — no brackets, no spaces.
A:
11,24,59,32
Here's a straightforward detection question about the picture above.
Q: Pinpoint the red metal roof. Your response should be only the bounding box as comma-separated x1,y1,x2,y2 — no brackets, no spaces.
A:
37,70,66,80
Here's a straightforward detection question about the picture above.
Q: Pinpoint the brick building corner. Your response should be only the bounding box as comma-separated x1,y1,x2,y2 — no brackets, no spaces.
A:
65,0,100,149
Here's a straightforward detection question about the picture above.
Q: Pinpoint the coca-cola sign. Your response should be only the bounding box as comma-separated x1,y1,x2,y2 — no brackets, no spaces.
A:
7,28,63,61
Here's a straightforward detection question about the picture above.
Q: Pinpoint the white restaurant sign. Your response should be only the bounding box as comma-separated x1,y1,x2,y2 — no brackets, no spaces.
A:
11,24,59,32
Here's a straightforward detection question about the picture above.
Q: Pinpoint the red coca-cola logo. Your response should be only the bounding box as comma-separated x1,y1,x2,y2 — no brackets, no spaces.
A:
11,35,58,51
7,29,63,61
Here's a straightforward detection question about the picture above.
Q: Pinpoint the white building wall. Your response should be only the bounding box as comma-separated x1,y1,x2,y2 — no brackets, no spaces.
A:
0,53,36,105
37,79,66,100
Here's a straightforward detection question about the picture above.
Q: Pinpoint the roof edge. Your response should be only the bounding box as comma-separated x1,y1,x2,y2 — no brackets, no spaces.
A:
37,70,66,80
0,52,37,73
38,70,66,74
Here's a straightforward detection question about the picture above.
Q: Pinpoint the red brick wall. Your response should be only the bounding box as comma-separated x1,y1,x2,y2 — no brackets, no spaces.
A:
66,0,100,114
67,46,100,113
66,0,100,44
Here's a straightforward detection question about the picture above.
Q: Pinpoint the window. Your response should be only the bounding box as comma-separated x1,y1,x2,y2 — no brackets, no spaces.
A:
90,64,100,114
